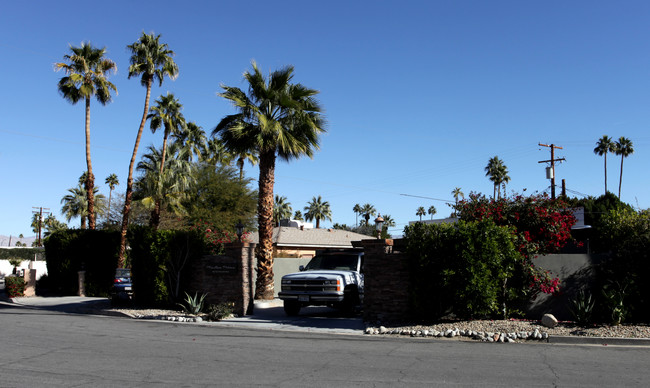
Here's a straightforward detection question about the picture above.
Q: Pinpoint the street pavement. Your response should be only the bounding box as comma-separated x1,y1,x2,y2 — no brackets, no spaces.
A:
3,294,650,346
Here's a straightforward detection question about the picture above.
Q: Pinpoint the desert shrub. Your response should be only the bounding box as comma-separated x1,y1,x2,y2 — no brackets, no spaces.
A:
178,292,207,315
205,302,234,321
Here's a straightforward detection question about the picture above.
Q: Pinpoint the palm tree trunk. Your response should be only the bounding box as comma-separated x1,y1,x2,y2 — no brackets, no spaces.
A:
85,97,96,230
605,153,607,195
255,150,276,300
618,156,624,198
150,199,161,230
159,132,169,175
119,77,152,267
107,189,113,222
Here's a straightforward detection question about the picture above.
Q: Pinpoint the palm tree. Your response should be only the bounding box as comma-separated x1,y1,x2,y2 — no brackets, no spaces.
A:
428,205,437,220
352,204,362,227
175,121,207,162
382,214,396,228
359,203,376,226
594,135,616,195
485,156,509,199
203,138,233,166
61,182,106,229
416,206,426,221
452,187,464,206
614,137,634,198
104,174,119,220
273,195,293,226
213,62,326,299
148,92,186,173
55,42,117,230
134,143,194,229
119,32,178,266
304,195,332,229
293,210,304,221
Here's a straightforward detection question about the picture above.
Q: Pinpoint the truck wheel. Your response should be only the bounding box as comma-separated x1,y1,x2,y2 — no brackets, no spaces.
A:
284,300,301,316
342,287,359,315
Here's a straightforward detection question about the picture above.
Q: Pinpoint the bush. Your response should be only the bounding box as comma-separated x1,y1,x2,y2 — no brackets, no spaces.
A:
44,230,120,296
405,220,523,320
178,292,207,315
205,302,234,321
6,276,25,297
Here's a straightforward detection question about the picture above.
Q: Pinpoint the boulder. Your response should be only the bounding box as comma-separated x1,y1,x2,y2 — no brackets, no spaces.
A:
541,314,558,328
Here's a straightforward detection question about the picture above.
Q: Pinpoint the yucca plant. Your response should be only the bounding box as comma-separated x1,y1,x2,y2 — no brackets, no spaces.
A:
569,290,595,325
177,292,207,315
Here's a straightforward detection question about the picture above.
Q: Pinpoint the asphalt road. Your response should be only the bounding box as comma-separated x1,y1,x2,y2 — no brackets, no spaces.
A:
1,303,650,387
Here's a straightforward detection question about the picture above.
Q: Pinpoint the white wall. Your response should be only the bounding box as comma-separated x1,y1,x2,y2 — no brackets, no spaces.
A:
0,260,48,280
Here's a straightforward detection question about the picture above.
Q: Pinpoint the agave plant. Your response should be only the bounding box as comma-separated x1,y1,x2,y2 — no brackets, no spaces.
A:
568,290,595,326
178,292,207,315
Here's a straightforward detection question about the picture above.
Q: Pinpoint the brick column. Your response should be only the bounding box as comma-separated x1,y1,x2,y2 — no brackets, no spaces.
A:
361,238,410,322
224,241,256,316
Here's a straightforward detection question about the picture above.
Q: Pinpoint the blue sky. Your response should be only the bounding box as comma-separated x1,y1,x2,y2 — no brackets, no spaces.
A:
1,1,649,239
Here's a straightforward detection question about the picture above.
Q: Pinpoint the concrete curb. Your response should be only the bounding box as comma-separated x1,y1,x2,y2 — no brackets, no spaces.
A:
548,335,650,347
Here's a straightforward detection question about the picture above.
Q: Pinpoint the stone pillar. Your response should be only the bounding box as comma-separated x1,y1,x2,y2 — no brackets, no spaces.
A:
224,241,256,316
23,268,37,297
361,238,411,322
77,271,86,297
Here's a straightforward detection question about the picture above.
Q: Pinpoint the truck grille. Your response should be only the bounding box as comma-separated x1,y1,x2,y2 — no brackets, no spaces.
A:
282,279,339,292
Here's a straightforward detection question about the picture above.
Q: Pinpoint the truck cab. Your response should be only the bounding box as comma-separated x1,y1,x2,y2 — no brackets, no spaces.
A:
278,250,363,316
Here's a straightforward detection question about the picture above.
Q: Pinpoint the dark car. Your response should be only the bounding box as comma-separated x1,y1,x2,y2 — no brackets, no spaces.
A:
112,268,133,303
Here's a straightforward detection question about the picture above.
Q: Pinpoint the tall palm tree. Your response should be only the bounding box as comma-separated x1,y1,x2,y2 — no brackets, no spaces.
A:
485,156,509,199
428,205,437,220
213,62,326,299
55,42,117,230
175,121,207,162
416,206,426,222
273,195,293,226
235,151,259,181
293,210,304,221
134,143,195,229
594,135,616,195
382,214,396,228
119,32,178,266
614,137,634,198
352,203,362,227
451,187,464,215
304,195,332,229
105,174,119,220
148,92,186,173
203,138,233,166
359,203,376,226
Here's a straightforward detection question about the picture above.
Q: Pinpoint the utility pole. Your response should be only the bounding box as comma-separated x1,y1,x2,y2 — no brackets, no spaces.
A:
538,143,566,199
32,207,50,247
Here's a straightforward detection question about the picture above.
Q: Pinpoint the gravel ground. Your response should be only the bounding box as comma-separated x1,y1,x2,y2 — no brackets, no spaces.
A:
103,306,650,339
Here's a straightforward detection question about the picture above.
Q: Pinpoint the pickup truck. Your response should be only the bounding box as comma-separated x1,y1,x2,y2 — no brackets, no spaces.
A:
278,250,363,316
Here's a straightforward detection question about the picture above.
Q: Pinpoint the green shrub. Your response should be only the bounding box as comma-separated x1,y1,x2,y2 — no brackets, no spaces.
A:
405,220,523,320
206,302,234,321
6,276,25,297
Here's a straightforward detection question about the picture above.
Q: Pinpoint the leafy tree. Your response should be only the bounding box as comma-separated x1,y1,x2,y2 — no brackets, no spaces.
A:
119,32,178,267
614,136,634,198
416,206,426,221
183,163,257,234
593,135,616,195
55,42,117,230
148,92,186,174
213,62,326,299
304,195,332,229
273,195,293,226
428,205,437,220
359,203,376,226
105,174,119,220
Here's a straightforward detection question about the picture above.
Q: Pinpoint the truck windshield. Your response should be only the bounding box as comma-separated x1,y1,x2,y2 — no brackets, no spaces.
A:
304,254,359,271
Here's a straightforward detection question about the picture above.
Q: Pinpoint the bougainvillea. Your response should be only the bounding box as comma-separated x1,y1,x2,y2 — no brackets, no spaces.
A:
189,220,251,255
455,193,577,295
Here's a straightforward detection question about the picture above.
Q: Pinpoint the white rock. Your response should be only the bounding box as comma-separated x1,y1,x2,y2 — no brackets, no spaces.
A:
541,314,558,328
423,330,429,336
379,326,388,334
365,327,374,335
542,332,549,340
195,317,202,322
